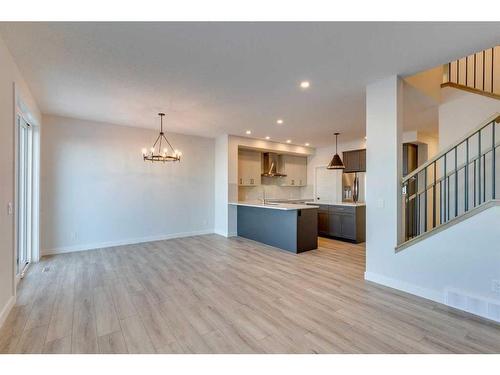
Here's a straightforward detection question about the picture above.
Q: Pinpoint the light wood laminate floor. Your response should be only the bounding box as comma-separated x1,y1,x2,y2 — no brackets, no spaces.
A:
1,234,499,353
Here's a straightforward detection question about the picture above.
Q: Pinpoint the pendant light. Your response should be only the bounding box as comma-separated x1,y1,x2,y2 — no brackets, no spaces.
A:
327,132,345,170
142,113,181,162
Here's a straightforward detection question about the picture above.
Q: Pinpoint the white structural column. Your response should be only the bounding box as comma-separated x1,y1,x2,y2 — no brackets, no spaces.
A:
365,75,404,278
214,134,229,236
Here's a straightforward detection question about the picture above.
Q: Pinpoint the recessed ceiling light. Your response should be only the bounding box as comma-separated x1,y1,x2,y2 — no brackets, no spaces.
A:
265,136,270,140
276,119,284,125
246,130,252,135
286,140,292,144
305,143,310,146
300,81,310,89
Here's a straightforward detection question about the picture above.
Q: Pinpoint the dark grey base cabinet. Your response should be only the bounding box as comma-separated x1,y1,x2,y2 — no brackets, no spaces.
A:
316,204,365,243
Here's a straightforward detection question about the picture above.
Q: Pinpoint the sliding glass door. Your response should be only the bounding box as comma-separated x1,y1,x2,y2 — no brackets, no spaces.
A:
17,114,33,276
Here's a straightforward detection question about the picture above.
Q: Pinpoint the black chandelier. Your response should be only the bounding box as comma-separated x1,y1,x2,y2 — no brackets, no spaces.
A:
142,113,181,162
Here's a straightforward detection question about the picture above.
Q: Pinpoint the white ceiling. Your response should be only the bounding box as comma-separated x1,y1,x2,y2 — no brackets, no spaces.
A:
1,22,499,147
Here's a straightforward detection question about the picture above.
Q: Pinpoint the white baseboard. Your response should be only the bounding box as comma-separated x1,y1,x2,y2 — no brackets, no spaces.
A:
213,230,237,238
0,295,15,329
364,271,500,323
42,229,214,255
364,271,444,305
213,229,228,237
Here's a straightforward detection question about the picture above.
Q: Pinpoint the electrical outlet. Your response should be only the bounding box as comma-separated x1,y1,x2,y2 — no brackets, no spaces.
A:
492,280,500,294
7,202,13,215
71,232,78,241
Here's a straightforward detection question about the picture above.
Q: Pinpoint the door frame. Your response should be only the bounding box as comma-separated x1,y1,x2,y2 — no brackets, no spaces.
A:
14,83,40,286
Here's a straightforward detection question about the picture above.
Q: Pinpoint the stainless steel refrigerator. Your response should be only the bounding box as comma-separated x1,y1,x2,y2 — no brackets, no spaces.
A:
342,172,366,203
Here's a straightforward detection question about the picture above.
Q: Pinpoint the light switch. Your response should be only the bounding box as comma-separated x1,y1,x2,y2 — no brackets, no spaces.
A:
7,202,13,215
376,198,385,209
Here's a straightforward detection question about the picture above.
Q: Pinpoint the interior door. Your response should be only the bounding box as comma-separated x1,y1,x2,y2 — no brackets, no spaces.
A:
17,114,33,275
315,166,337,203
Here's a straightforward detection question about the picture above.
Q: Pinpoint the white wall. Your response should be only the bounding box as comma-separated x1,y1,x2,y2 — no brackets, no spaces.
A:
365,75,500,322
439,86,500,151
41,115,214,254
0,36,41,325
367,205,500,319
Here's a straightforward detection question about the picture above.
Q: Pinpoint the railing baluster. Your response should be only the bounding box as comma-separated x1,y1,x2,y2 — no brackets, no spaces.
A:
492,47,495,93
416,174,419,236
483,154,486,201
465,138,469,211
466,55,468,87
483,50,486,91
433,162,436,228
447,176,450,221
474,158,477,207
444,153,447,222
478,130,482,204
493,121,496,199
455,147,458,217
474,53,477,89
457,58,460,85
424,168,428,232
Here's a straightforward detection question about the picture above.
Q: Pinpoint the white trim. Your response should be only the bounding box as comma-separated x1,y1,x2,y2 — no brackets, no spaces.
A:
0,296,16,329
213,229,237,238
364,271,444,304
364,271,500,323
41,229,214,255
214,229,228,237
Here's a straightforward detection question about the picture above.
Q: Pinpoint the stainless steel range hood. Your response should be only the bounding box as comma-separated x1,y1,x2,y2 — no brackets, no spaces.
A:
261,152,287,177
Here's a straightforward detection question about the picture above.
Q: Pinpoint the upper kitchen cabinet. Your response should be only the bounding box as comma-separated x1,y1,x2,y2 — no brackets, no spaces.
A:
342,149,366,173
281,155,307,187
238,149,261,186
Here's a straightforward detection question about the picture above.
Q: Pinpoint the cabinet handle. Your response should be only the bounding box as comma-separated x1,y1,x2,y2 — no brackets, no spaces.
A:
239,178,242,184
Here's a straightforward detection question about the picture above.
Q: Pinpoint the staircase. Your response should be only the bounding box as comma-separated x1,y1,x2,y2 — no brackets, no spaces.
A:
398,113,500,250
442,46,500,100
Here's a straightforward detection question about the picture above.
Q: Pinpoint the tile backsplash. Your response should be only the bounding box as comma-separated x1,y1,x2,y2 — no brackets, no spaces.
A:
238,178,311,201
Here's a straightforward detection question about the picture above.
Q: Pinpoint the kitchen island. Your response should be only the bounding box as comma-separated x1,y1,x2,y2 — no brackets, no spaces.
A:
229,201,318,253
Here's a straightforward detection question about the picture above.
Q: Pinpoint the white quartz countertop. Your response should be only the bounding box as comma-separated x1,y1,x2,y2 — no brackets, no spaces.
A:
265,198,315,203
229,201,319,211
308,201,366,207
